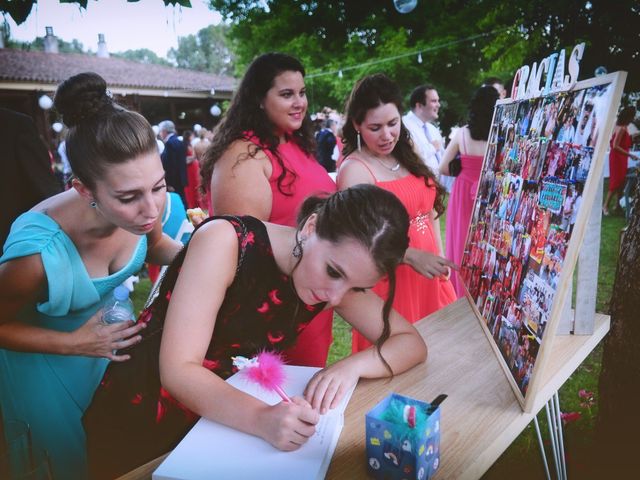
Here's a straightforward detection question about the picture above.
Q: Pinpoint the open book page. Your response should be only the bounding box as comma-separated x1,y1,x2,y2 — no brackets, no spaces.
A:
153,366,356,480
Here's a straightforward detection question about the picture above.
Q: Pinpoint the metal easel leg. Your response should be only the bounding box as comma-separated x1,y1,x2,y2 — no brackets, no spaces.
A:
544,394,568,480
533,415,552,480
545,401,562,479
553,392,568,480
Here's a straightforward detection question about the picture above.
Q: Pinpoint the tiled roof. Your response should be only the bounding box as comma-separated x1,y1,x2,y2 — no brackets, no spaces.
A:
0,48,235,94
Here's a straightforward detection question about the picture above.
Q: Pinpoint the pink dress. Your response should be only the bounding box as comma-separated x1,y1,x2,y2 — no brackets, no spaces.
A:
248,135,337,367
348,160,456,353
446,131,485,297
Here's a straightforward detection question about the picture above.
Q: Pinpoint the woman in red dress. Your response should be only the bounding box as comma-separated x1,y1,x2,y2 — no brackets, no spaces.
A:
183,130,200,209
603,106,638,216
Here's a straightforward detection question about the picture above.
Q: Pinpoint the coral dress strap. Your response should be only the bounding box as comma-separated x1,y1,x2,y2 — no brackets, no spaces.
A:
345,156,378,182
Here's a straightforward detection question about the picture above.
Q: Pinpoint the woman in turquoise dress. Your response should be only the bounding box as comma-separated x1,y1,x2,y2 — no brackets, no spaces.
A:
0,72,182,479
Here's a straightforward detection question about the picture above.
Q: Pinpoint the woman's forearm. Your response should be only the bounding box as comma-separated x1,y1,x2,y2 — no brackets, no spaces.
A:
0,322,72,354
161,361,269,435
341,329,427,379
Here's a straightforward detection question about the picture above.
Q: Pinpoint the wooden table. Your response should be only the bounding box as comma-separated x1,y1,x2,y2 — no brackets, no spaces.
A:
119,298,609,480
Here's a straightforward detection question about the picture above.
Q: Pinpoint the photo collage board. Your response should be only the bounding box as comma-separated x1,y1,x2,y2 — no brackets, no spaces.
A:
459,73,625,407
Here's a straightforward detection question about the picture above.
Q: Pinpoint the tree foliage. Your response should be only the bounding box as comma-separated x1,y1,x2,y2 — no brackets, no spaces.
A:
481,1,640,91
1,0,192,26
208,0,511,131
208,0,638,133
113,48,173,66
6,35,85,53
168,24,235,75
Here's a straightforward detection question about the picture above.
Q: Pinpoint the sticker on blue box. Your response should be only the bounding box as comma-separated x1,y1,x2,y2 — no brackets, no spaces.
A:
365,393,446,480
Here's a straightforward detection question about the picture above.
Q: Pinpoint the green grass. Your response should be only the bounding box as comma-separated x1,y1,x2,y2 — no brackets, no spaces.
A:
131,195,626,478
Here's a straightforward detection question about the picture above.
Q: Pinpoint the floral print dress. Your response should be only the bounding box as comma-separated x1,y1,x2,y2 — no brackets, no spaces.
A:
84,215,325,479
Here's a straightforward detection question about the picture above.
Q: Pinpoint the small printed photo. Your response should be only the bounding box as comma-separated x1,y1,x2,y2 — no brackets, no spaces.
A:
573,96,595,146
541,143,570,178
575,146,593,182
516,100,533,137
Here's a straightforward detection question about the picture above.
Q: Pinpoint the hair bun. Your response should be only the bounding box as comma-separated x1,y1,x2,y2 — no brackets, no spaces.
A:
54,72,113,127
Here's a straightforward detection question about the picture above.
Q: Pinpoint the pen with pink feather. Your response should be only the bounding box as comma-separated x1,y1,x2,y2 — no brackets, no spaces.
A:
232,351,291,403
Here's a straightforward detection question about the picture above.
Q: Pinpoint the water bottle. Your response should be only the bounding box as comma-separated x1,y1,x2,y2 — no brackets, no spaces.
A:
102,285,135,324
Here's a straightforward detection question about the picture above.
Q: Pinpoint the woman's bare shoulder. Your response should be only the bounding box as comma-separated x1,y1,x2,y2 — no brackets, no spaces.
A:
218,138,270,165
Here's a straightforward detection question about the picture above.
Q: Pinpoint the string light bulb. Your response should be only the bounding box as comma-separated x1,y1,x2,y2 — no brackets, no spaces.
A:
38,95,53,110
417,52,423,64
338,70,343,79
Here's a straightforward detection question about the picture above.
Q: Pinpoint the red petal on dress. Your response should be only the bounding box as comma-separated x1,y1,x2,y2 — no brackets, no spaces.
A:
241,231,255,248
267,331,285,343
156,399,167,423
268,289,282,305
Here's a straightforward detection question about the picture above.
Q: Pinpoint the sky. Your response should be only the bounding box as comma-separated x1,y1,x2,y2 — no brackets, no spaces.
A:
6,0,222,58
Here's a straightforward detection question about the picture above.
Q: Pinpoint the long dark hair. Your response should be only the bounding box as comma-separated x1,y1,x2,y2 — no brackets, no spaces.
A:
342,73,446,218
617,106,636,126
54,72,157,190
200,52,315,196
467,85,499,141
294,184,410,374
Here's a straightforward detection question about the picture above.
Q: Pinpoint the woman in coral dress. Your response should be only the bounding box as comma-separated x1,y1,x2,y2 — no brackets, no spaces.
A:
337,73,456,352
440,86,499,297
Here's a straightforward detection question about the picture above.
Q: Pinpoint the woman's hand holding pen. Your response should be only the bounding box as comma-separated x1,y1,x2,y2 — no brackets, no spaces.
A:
256,396,319,451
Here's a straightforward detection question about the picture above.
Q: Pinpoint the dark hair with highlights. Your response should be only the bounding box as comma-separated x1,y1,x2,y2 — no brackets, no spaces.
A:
295,184,410,374
342,73,446,218
54,72,157,190
200,52,315,196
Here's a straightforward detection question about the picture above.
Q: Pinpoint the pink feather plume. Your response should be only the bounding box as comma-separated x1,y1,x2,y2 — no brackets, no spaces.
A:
235,351,290,402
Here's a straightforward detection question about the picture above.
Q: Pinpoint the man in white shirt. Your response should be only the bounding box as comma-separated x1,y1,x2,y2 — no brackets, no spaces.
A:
403,84,453,190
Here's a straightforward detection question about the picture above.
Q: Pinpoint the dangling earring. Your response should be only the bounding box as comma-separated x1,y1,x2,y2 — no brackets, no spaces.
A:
356,131,362,151
90,201,97,208
292,234,304,258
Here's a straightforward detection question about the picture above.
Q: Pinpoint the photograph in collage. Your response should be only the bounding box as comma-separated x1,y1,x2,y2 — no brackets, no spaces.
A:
460,82,613,395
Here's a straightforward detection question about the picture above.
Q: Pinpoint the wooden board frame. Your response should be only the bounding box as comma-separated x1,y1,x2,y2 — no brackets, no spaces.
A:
459,71,627,412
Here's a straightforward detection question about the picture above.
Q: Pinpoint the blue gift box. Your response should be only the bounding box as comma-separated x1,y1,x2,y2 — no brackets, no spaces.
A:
365,393,442,480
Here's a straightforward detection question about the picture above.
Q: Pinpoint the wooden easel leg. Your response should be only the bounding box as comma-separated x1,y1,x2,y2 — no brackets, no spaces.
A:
574,179,603,335
556,281,574,335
